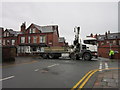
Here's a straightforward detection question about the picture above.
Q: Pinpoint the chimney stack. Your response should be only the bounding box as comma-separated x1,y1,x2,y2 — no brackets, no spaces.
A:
108,31,110,34
21,22,26,32
105,32,108,39
90,33,93,37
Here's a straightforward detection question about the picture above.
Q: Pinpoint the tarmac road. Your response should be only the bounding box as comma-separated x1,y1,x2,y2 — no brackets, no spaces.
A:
0,57,118,89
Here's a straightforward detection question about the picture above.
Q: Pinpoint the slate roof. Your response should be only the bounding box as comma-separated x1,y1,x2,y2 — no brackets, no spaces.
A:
33,24,58,33
6,29,22,36
97,32,120,41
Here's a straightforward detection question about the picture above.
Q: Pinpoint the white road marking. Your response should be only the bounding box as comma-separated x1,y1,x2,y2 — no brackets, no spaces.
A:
0,76,15,81
34,69,39,72
99,62,102,71
48,64,59,68
105,62,108,69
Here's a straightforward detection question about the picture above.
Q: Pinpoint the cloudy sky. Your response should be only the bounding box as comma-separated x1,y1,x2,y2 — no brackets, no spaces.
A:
1,1,118,44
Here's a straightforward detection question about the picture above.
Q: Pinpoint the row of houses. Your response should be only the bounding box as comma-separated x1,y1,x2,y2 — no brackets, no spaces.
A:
88,31,120,59
0,23,68,56
0,22,120,59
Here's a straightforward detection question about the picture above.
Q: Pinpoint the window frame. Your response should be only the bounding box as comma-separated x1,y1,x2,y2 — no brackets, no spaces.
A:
12,40,15,45
28,36,31,43
20,36,25,43
33,36,37,43
40,35,46,43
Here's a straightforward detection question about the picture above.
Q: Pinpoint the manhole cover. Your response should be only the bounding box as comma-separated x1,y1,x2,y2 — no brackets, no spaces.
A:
41,68,49,73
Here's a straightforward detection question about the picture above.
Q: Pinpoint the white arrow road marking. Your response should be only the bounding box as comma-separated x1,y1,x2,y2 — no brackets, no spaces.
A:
48,64,59,68
0,76,15,81
105,62,109,69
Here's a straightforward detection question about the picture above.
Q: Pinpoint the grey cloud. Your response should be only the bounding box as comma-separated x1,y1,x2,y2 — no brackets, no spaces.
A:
1,2,118,44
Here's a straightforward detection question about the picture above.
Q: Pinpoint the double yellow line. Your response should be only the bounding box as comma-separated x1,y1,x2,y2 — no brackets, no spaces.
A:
71,68,119,90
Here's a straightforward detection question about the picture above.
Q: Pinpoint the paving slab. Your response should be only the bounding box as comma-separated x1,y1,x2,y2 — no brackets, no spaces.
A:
93,70,118,88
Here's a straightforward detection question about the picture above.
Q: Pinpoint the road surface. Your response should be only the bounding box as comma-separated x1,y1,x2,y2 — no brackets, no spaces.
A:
0,57,118,89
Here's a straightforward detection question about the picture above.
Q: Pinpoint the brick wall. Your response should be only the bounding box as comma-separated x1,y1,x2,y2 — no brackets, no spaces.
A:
98,45,120,59
53,31,59,46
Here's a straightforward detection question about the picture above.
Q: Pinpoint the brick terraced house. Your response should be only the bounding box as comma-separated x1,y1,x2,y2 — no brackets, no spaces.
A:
1,23,67,56
2,29,21,47
88,31,120,59
97,31,120,59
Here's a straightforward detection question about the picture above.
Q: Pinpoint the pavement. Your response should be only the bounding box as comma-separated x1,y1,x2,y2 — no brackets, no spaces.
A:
93,58,119,89
93,70,118,88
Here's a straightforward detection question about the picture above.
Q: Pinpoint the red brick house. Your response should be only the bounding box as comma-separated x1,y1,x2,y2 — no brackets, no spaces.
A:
18,23,60,54
86,31,120,59
2,28,21,47
97,31,120,59
1,28,21,58
89,31,120,59
1,23,67,56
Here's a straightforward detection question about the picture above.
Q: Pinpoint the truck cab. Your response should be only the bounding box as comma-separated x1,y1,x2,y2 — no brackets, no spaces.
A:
82,37,98,58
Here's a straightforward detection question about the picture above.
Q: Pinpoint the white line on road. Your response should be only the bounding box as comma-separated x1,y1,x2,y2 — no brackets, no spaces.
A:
105,62,109,69
99,62,102,71
34,69,39,72
48,64,59,68
0,76,15,81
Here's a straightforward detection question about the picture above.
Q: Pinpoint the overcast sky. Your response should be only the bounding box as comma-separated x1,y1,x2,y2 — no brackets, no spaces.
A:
1,2,118,44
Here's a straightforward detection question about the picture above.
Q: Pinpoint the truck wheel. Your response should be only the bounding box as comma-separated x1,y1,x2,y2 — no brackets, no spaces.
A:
42,54,48,59
48,54,54,59
76,54,80,60
70,53,76,60
83,53,91,60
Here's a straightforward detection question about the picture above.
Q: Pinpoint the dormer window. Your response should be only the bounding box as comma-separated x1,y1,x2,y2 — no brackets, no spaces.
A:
29,28,32,33
29,28,36,33
7,32,9,37
4,32,9,37
33,28,36,33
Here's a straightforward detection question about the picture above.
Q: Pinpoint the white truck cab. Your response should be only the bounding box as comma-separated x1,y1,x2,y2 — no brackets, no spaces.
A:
82,37,98,58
